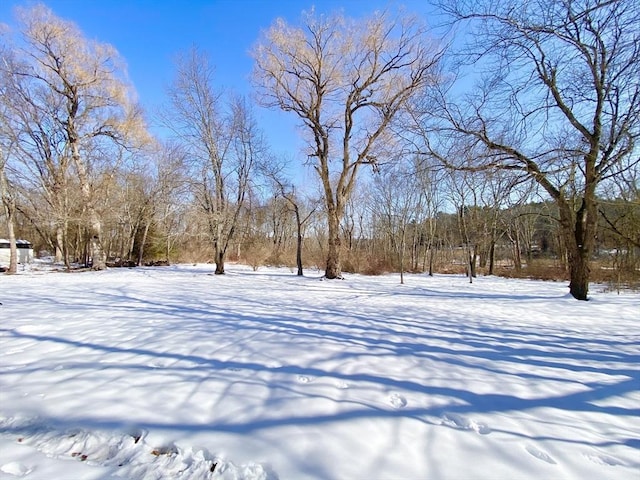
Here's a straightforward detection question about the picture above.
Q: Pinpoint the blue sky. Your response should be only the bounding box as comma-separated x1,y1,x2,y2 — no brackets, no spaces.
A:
1,0,444,180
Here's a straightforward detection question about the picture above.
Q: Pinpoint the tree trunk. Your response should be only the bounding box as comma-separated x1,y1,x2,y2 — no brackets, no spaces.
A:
428,244,436,276
325,208,342,279
58,221,71,269
1,165,18,274
467,246,476,283
513,232,522,272
568,247,590,300
214,247,225,274
296,231,303,276
294,205,303,276
558,195,597,301
399,227,406,285
55,225,64,263
127,225,137,261
5,206,18,275
88,214,106,270
214,219,226,274
137,223,150,266
70,136,106,270
488,241,495,275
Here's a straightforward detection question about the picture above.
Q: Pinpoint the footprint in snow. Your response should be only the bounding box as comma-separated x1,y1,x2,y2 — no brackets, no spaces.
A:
148,360,172,369
441,413,491,435
389,393,407,409
525,445,556,464
584,453,624,466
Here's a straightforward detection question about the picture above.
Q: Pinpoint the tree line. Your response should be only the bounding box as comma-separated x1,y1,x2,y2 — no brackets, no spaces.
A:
1,1,638,300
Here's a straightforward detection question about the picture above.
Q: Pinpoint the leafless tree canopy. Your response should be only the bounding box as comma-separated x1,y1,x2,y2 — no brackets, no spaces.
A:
420,0,640,299
1,5,147,270
162,48,265,274
1,3,637,293
253,10,443,278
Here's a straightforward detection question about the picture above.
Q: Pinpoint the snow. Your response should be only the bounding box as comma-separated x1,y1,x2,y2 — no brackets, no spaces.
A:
0,263,638,479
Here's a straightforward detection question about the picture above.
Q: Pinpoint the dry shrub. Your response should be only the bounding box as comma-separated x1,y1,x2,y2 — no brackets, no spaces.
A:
591,260,640,292
361,257,395,276
243,244,270,271
438,263,467,275
265,250,298,269
498,263,568,281
496,258,640,291
175,247,214,264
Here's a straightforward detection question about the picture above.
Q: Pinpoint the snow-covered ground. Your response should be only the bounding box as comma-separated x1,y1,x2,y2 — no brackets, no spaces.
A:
0,263,638,479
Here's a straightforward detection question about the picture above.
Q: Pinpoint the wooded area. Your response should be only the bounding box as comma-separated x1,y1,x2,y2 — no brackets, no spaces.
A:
1,1,638,299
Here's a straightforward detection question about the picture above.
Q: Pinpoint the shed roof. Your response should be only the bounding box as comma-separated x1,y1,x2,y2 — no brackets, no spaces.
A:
0,239,32,246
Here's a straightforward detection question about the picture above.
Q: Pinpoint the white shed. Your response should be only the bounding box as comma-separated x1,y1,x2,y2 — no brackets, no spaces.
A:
0,239,34,267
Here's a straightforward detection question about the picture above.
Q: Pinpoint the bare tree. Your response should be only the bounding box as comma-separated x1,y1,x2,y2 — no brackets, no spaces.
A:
2,5,146,269
1,45,72,265
253,10,443,279
164,48,263,274
599,164,640,250
444,168,480,282
423,0,640,299
0,43,18,274
410,157,446,275
262,159,318,276
0,148,18,274
372,161,428,284
151,142,190,264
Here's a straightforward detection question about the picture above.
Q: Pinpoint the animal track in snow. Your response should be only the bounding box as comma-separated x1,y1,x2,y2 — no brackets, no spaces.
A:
584,452,625,466
440,413,491,434
525,445,556,464
389,393,407,409
148,360,172,369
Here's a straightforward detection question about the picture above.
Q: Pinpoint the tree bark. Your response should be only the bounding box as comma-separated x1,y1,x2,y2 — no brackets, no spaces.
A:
325,207,342,279
1,160,17,273
213,212,226,274
558,193,597,301
513,233,522,273
3,201,18,274
294,204,303,276
428,244,436,276
488,241,495,275
568,247,590,300
6,220,17,274
214,246,225,274
55,225,64,263
72,143,106,270
87,217,106,270
137,223,150,266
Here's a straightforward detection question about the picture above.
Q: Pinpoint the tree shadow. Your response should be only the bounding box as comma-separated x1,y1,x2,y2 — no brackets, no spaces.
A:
1,267,638,475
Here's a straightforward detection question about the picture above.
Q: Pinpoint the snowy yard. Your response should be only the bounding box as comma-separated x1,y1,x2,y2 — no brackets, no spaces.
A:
0,264,638,479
